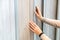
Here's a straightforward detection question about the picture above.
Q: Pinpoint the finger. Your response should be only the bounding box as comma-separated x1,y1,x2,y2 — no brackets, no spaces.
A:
35,6,39,14
36,6,42,17
30,20,38,28
29,22,35,30
29,21,40,31
32,21,41,30
29,21,39,32
29,24,34,30
29,20,40,30
29,22,36,30
29,25,36,33
29,21,35,28
36,6,41,14
34,10,39,18
29,26,34,32
30,26,34,30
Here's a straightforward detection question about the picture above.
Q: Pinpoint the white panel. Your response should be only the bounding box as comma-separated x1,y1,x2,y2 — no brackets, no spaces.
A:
0,1,4,40
0,0,15,40
9,0,15,40
43,0,57,40
18,0,34,40
34,0,42,40
29,0,34,40
56,0,60,40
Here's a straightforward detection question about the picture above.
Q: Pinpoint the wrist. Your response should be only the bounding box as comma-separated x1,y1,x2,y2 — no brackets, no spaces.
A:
39,32,44,37
38,29,43,35
39,17,43,21
41,17,45,22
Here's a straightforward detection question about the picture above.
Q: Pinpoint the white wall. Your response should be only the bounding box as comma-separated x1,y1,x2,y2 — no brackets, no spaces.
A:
0,0,15,40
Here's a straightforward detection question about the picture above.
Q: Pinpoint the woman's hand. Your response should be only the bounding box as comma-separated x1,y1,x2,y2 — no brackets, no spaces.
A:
35,6,43,21
29,20,42,35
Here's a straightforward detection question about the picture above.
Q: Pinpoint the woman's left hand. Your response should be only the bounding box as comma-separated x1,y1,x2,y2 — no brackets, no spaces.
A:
29,20,42,35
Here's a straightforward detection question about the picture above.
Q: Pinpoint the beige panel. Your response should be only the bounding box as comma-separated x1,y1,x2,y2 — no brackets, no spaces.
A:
18,0,34,40
29,0,34,40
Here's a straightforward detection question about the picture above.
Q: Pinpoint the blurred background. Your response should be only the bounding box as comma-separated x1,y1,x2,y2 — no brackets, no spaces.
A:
0,0,60,40
0,0,18,40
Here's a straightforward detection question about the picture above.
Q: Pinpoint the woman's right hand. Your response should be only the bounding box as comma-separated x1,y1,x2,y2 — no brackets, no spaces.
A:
35,6,43,21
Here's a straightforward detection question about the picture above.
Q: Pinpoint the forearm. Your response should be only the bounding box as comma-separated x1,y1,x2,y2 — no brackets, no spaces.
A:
40,34,51,40
41,17,60,28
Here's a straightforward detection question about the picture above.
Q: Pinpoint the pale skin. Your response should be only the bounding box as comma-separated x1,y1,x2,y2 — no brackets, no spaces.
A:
29,20,42,35
29,6,60,40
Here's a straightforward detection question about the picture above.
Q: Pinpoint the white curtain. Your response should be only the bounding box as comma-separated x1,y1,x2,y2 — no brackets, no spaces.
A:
0,0,16,40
